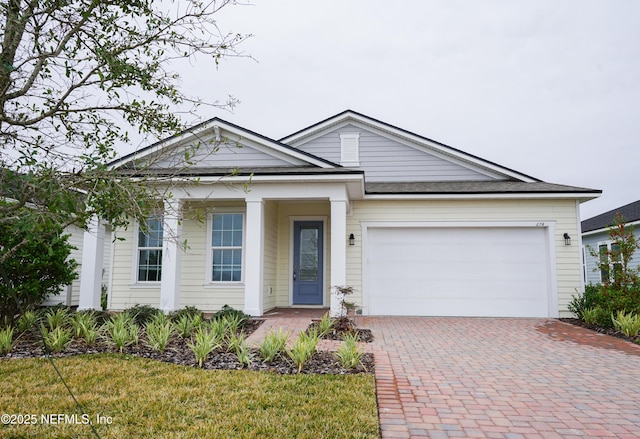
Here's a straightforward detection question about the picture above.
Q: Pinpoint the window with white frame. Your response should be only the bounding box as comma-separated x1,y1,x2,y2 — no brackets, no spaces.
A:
137,216,163,282
211,213,244,282
598,241,621,283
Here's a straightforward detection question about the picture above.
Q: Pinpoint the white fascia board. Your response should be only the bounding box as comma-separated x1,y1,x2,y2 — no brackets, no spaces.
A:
110,120,335,171
283,111,537,182
364,192,601,201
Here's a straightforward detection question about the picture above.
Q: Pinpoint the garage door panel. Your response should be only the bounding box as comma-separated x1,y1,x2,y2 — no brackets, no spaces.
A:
366,227,550,317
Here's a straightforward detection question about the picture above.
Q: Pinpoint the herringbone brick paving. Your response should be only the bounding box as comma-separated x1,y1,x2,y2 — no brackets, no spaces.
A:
249,310,640,438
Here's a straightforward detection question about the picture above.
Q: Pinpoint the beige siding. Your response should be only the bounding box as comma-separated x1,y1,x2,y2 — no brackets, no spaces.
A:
179,201,246,312
263,200,279,311
43,224,85,307
347,199,581,317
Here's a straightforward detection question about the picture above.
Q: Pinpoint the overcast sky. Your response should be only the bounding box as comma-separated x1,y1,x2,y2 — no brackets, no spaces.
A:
143,0,640,221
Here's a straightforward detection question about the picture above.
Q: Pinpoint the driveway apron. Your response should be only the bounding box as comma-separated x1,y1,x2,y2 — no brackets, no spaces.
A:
363,317,640,439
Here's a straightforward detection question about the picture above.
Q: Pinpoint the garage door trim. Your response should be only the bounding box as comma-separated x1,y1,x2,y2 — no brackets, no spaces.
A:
360,221,558,317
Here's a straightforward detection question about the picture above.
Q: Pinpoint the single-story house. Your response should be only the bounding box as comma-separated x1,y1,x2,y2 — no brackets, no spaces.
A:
581,199,640,285
78,110,600,317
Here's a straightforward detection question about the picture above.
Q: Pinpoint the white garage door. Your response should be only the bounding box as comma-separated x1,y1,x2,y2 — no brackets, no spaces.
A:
366,227,551,317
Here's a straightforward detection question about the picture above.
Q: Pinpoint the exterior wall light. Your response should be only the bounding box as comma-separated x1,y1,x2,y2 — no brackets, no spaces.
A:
349,233,355,246
563,233,571,246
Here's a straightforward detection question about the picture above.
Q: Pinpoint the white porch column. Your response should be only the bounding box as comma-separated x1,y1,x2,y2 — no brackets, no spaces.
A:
330,199,348,317
159,199,182,312
244,199,265,316
78,217,105,310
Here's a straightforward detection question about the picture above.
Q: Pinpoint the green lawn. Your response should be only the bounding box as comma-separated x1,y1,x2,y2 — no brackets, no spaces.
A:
0,354,379,438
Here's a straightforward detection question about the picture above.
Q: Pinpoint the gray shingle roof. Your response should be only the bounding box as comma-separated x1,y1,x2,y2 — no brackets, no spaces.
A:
365,181,601,195
581,199,640,233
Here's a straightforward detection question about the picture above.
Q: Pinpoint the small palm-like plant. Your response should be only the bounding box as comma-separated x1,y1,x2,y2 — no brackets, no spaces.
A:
188,328,222,368
70,311,97,338
104,313,139,353
287,329,319,373
317,313,335,338
17,311,37,333
612,311,640,337
0,326,15,355
173,314,201,338
335,332,363,369
258,328,290,362
145,320,174,352
46,307,70,330
233,337,253,368
43,326,72,353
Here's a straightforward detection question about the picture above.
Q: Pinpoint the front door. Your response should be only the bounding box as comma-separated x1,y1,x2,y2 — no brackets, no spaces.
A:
292,221,324,305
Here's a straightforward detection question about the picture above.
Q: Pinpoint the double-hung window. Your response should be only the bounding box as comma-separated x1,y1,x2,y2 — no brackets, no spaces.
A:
598,241,621,283
137,216,163,282
211,213,243,282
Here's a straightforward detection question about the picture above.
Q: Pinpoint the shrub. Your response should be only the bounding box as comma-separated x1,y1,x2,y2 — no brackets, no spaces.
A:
0,219,78,325
0,326,15,355
258,328,290,362
611,311,640,337
568,284,602,319
169,306,203,322
335,332,363,370
212,305,250,326
287,329,319,373
232,336,252,368
127,304,162,326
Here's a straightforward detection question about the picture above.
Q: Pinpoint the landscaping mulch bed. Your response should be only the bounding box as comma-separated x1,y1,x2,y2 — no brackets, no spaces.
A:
2,319,374,375
308,317,375,343
559,317,640,345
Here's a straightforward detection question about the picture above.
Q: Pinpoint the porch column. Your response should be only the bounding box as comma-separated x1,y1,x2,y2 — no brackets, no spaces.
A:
159,198,182,312
330,199,348,317
244,199,265,316
78,217,105,310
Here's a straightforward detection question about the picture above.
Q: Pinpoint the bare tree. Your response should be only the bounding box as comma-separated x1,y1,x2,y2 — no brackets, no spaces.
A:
0,0,249,264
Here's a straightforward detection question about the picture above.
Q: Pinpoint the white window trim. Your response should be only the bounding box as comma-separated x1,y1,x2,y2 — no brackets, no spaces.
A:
205,209,246,286
131,215,163,287
597,240,621,283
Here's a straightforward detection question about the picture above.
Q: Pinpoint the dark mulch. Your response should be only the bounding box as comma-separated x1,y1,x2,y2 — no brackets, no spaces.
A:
308,317,374,343
2,320,374,375
559,317,640,345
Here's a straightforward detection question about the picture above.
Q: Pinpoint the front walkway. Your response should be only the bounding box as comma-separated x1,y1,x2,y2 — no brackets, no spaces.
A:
251,312,640,439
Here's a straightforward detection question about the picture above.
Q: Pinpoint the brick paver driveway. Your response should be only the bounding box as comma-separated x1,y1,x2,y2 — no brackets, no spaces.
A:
361,317,640,439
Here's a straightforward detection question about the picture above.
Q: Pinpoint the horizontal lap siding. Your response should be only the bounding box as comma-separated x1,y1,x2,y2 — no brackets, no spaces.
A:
152,140,295,168
110,225,160,310
295,124,494,182
347,199,582,317
263,200,278,311
179,203,244,311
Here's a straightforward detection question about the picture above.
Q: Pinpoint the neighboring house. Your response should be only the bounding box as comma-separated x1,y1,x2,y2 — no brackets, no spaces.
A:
581,199,640,286
78,110,600,318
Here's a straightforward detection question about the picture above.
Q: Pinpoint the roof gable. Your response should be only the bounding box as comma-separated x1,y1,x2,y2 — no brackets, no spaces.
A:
110,118,339,171
281,110,541,183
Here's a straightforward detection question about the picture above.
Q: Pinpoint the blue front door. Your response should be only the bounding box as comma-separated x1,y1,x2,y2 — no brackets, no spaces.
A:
292,221,324,305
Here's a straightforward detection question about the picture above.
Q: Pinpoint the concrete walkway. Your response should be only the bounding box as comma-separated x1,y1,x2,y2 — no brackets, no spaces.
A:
249,312,640,438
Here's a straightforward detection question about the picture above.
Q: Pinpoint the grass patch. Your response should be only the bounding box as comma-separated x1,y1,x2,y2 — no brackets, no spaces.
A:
0,355,379,438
